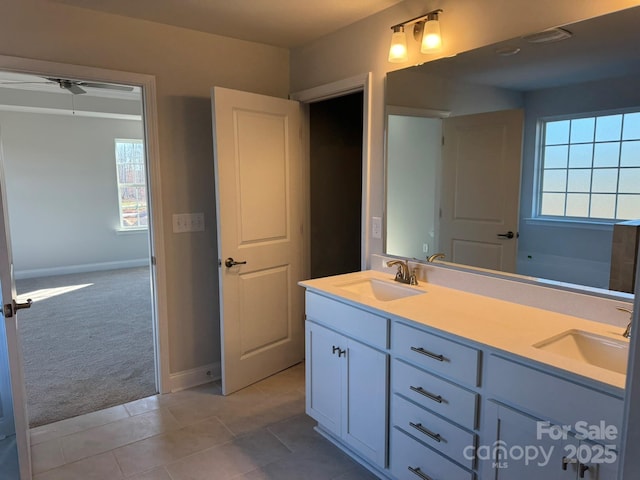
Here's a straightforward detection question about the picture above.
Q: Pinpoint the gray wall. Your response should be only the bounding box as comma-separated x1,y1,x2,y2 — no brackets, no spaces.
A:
0,0,289,375
518,73,640,288
0,110,147,277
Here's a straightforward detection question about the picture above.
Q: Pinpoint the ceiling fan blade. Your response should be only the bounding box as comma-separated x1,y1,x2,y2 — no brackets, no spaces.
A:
79,82,134,92
0,81,54,85
66,84,86,95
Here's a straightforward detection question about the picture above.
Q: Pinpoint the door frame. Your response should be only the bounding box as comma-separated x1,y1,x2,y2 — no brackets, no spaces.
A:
290,73,372,273
0,55,170,396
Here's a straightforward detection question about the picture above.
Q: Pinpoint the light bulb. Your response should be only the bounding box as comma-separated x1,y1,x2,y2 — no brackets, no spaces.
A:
388,25,408,63
421,16,442,53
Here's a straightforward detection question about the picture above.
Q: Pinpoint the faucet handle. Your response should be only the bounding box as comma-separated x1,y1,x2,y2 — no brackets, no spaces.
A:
409,267,419,286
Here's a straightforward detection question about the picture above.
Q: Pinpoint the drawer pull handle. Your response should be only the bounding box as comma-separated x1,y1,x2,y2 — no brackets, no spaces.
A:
410,385,443,403
579,464,590,478
409,422,441,442
410,346,444,362
562,456,577,470
408,466,433,480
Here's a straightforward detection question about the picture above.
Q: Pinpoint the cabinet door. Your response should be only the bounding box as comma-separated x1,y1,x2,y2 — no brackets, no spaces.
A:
487,403,574,480
305,322,343,437
343,337,388,468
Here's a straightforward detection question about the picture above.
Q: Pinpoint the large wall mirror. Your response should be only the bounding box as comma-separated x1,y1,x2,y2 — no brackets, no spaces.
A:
385,6,640,297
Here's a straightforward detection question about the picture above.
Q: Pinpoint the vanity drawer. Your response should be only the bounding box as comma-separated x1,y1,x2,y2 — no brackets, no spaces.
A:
392,359,478,429
390,427,474,480
305,291,388,349
393,394,476,469
392,321,480,386
486,354,624,448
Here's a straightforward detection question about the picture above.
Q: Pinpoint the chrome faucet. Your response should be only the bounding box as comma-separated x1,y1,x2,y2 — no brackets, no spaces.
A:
617,306,633,338
386,259,418,285
427,253,446,262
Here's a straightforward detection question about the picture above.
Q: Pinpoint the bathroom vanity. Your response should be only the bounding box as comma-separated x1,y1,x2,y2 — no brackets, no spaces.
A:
300,268,628,480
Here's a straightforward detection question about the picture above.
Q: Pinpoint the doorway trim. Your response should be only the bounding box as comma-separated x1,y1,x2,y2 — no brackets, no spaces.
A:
0,54,170,393
290,73,372,272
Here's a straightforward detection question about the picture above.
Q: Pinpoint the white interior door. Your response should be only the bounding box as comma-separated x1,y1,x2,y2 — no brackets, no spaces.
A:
0,128,31,478
440,109,523,272
212,87,304,395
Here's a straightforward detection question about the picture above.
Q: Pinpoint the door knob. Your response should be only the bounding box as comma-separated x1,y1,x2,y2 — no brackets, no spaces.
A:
224,257,247,268
3,298,32,317
497,231,517,239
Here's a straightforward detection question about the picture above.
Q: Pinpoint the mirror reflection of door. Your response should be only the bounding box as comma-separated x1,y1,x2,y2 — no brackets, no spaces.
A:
440,109,523,272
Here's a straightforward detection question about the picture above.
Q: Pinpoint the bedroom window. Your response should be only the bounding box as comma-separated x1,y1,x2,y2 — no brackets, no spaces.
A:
115,139,148,229
538,111,640,221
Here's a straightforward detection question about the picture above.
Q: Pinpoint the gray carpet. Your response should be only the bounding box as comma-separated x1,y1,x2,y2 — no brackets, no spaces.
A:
16,267,156,427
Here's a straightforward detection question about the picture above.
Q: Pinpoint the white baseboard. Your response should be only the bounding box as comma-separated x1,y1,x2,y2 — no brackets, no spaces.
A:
14,259,149,279
169,362,221,393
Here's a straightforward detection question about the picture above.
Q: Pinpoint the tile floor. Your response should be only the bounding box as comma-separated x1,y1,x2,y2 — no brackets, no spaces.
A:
29,363,378,479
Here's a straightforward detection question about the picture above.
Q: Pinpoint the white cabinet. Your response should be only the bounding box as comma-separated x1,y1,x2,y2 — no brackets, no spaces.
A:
301,282,625,480
484,355,623,480
485,402,618,480
390,321,480,479
304,292,389,469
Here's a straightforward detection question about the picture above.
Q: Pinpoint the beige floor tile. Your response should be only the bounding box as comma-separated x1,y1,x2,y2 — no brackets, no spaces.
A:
126,466,173,480
267,413,326,453
33,452,124,480
123,395,163,417
166,429,290,480
219,388,305,437
61,408,181,463
30,405,131,445
31,438,66,474
238,439,366,480
114,416,235,476
253,362,305,395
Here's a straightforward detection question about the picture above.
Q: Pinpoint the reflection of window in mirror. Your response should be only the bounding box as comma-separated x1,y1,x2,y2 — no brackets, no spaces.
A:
538,110,640,221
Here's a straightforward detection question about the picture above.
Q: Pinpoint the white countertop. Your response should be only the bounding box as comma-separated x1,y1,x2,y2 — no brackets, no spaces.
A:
300,270,628,392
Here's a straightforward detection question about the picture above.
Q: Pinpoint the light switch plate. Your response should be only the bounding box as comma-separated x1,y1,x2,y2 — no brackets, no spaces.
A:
372,216,382,239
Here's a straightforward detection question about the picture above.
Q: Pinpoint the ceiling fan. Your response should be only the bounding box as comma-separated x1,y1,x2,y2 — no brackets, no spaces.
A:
0,76,135,95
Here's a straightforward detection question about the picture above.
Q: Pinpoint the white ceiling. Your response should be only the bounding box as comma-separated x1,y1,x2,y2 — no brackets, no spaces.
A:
49,0,405,47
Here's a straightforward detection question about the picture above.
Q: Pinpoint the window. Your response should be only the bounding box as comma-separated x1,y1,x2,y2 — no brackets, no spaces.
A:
538,111,640,221
115,139,148,229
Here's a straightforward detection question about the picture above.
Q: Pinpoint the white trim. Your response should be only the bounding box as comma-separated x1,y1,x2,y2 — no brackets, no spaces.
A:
524,217,615,231
14,259,149,280
386,105,451,118
0,54,171,478
291,73,373,270
115,227,149,235
0,103,142,121
169,362,220,393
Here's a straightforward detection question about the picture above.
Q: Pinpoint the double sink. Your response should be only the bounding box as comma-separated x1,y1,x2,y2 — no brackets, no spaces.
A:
534,329,629,375
335,275,630,376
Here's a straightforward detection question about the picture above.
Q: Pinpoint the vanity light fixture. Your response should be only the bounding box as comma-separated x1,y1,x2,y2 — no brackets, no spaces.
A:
388,25,408,62
388,9,443,62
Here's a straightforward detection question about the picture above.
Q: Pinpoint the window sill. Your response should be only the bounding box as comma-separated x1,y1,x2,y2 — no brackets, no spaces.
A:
115,227,148,235
524,217,615,231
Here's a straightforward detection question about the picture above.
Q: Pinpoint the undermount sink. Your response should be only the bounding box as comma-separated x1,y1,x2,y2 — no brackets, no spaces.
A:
337,278,426,302
534,329,629,375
